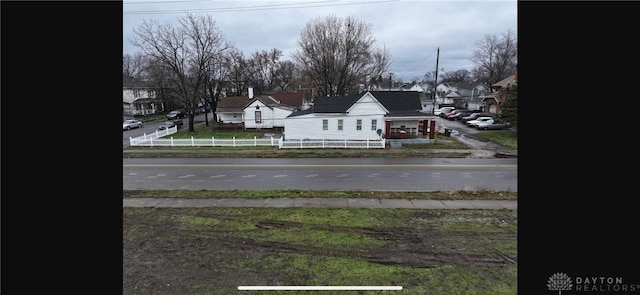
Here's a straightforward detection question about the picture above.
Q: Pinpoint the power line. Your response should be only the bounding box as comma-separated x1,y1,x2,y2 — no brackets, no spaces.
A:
125,0,225,4
124,0,398,15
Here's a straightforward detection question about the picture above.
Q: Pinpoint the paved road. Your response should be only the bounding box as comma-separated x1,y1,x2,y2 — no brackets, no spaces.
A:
123,158,517,191
123,112,214,147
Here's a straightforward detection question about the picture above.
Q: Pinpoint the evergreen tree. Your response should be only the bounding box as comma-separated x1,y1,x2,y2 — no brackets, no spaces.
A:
499,84,517,129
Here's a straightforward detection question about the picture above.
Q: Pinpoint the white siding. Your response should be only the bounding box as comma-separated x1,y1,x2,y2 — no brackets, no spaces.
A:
243,100,293,129
284,92,387,140
218,113,244,123
284,114,385,140
123,88,160,116
346,92,388,115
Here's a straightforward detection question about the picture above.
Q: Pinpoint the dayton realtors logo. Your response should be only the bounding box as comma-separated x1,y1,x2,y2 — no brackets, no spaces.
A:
547,273,573,294
547,272,639,294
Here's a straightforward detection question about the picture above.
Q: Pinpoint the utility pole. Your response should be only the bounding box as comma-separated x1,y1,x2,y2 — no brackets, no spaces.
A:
389,72,393,90
432,47,439,113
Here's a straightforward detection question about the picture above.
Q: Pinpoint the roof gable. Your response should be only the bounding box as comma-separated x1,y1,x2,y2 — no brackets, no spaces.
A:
346,91,388,114
299,90,421,116
493,74,516,88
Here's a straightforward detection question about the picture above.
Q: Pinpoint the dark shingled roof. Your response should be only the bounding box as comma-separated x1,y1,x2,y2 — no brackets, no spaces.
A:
123,74,152,88
216,96,253,112
367,91,421,112
312,93,361,113
270,92,308,107
287,91,422,118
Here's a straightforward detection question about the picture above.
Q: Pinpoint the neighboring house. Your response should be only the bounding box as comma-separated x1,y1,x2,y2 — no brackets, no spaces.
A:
122,74,165,117
216,87,311,129
283,91,431,141
403,82,435,113
215,95,251,124
244,96,296,130
481,68,517,114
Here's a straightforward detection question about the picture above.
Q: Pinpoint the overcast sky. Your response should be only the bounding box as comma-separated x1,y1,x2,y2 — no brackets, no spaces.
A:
123,0,517,82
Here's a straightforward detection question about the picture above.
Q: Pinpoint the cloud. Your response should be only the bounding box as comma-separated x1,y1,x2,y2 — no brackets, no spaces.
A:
123,0,516,82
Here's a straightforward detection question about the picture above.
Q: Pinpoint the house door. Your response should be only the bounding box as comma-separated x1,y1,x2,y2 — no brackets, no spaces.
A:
385,121,391,138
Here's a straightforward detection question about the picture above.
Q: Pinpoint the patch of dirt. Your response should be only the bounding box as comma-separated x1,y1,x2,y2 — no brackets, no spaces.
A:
123,209,517,294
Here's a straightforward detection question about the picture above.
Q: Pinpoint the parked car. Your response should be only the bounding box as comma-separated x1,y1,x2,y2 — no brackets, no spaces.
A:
195,104,212,115
171,119,184,127
477,122,511,130
167,110,186,120
123,119,143,130
434,106,455,116
467,117,494,128
158,120,181,130
452,110,480,121
445,109,469,120
440,109,459,118
460,112,497,124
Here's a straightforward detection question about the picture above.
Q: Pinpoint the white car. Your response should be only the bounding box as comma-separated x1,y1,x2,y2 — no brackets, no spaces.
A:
123,119,143,130
434,106,455,116
466,117,494,128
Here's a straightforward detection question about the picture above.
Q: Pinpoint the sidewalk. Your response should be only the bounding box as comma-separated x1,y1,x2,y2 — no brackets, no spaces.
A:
123,198,517,210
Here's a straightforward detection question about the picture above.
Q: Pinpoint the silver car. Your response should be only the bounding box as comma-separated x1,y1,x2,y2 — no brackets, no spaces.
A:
123,119,143,130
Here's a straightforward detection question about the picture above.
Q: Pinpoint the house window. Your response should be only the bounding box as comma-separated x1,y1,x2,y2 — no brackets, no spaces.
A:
356,119,362,131
133,89,140,98
323,119,328,130
337,119,343,131
371,119,377,131
255,111,262,123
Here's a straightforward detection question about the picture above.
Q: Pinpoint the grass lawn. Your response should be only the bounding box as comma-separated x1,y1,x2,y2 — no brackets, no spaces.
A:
124,207,517,294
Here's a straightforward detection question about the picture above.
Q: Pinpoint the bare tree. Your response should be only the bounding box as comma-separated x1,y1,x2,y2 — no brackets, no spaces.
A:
226,48,252,97
123,52,145,79
246,48,282,94
202,51,233,124
274,60,296,91
292,14,391,97
440,69,471,83
144,56,176,110
130,13,228,131
471,29,517,91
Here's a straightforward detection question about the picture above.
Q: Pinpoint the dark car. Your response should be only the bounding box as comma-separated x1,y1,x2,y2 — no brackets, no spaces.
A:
167,110,186,120
195,104,212,115
158,120,182,130
452,110,481,121
172,119,183,127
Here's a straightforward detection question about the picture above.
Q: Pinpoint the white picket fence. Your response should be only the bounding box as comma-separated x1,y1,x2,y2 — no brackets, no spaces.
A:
129,128,385,149
278,138,386,149
129,126,179,146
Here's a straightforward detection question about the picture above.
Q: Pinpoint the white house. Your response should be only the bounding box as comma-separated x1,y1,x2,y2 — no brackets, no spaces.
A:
122,74,164,117
283,91,431,141
215,96,248,124
216,87,311,129
243,96,296,130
